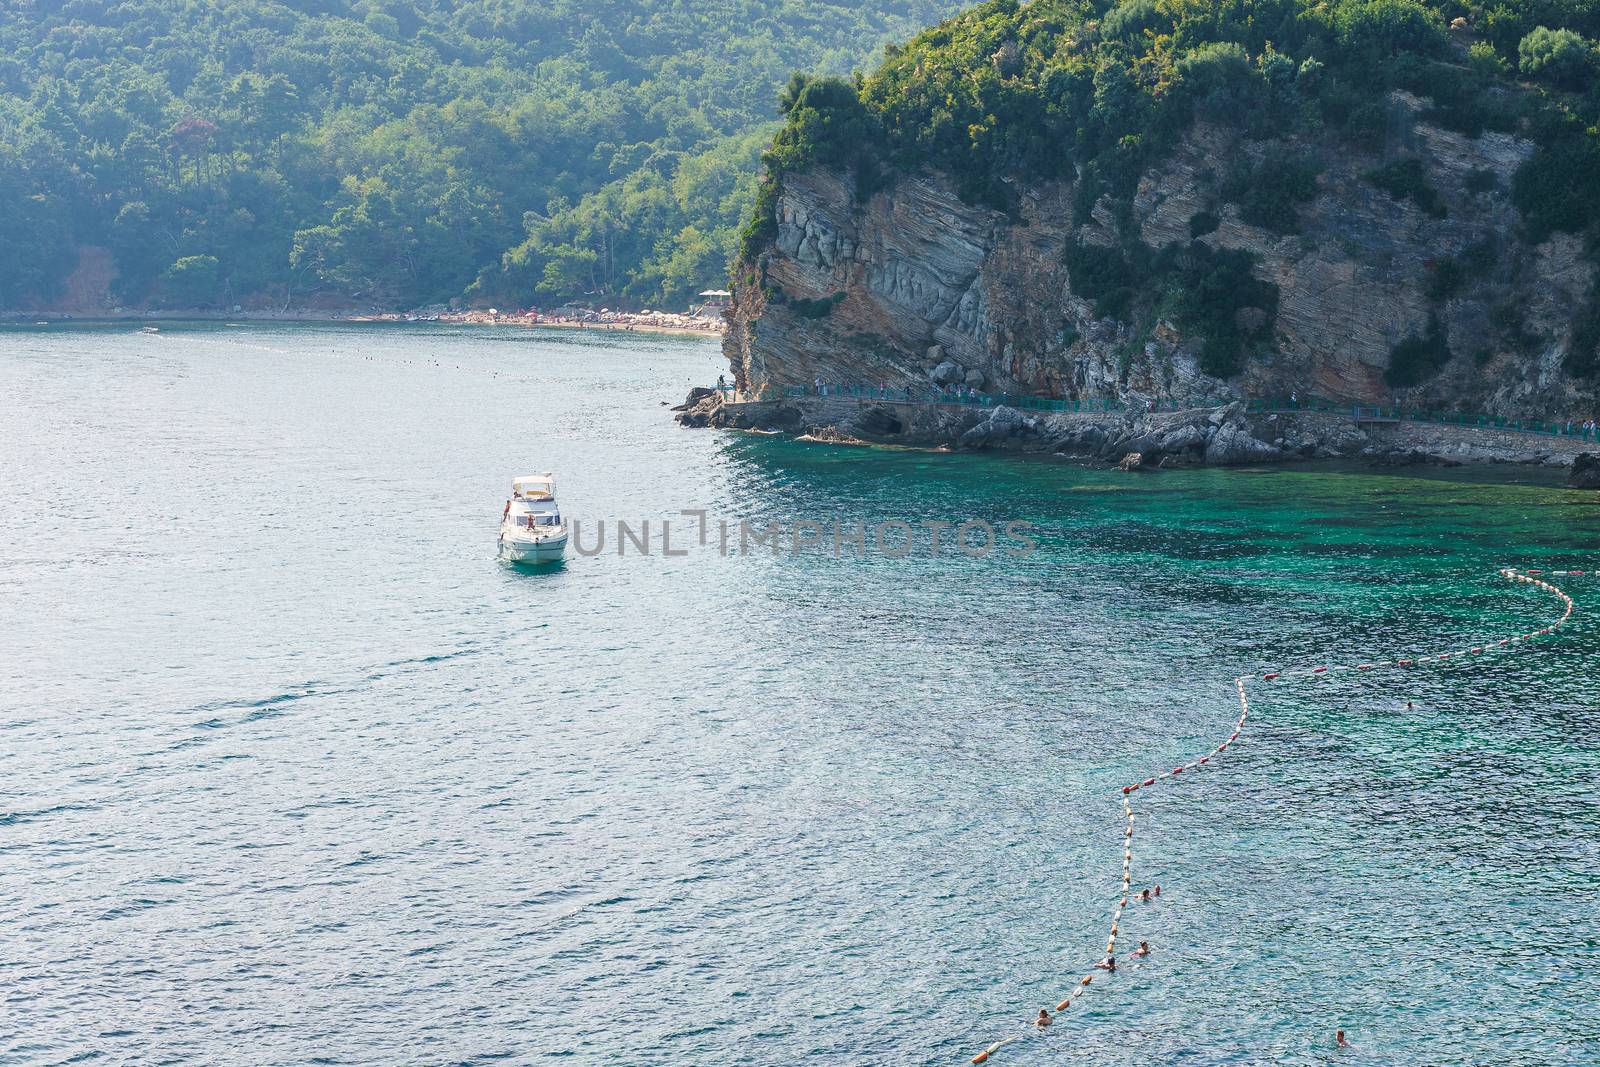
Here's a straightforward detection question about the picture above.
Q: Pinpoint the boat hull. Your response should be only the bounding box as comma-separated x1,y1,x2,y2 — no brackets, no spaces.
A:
499,530,567,563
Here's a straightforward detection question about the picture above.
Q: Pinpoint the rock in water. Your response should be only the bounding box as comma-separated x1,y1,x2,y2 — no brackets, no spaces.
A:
1204,422,1281,465
959,405,1035,449
1156,424,1205,455
1116,451,1143,471
675,386,724,427
672,385,717,412
1570,453,1600,489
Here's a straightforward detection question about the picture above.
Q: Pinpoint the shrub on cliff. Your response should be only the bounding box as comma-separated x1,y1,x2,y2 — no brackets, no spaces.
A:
765,76,881,175
1159,242,1280,378
1426,257,1466,301
789,291,848,318
1176,44,1255,104
1366,158,1448,217
738,179,783,265
1519,27,1597,89
1566,294,1600,379
1063,239,1139,319
1222,152,1322,234
1385,316,1454,386
1066,236,1278,378
1512,139,1600,240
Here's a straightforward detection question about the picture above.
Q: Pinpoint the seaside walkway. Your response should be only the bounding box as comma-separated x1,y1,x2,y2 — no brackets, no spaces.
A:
717,384,1600,444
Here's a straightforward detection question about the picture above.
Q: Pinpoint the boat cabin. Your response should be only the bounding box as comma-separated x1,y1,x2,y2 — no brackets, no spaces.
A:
508,473,561,529
512,474,556,500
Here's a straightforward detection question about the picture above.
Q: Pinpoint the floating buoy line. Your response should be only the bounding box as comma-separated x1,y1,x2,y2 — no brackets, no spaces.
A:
968,567,1578,1064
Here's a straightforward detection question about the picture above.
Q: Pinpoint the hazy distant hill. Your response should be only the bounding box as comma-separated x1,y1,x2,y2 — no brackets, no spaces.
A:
0,0,959,312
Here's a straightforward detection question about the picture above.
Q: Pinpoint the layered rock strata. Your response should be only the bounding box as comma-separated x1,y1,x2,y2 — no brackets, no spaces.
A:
715,92,1599,467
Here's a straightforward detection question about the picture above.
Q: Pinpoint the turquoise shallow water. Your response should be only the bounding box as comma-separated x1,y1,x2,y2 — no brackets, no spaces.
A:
2,322,1597,1065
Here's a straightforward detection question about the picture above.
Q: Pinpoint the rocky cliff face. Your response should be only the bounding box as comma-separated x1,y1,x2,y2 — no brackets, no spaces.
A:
723,91,1598,423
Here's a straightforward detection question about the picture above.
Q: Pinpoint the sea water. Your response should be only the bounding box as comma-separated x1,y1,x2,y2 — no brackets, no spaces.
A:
1,322,1596,1065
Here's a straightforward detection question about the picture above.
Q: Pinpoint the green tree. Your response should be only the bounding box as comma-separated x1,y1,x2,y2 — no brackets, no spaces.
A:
162,255,221,307
1519,26,1595,88
0,0,962,309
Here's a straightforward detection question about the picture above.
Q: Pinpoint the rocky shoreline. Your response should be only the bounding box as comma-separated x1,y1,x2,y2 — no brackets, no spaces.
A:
716,100,1600,469
677,390,1600,485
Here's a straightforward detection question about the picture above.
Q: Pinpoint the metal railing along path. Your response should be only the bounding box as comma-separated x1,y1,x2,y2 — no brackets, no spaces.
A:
716,385,1600,441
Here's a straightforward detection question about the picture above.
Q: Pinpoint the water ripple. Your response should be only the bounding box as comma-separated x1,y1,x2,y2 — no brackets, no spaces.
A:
1,326,1597,1065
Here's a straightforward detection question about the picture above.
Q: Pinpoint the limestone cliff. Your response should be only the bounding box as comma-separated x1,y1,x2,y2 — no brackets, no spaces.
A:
722,92,1597,427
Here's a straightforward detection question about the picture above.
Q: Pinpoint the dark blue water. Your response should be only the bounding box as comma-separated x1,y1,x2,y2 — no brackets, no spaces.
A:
2,322,1597,1065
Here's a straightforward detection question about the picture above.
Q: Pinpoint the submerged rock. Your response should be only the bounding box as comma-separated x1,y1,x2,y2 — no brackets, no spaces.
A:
1569,452,1600,489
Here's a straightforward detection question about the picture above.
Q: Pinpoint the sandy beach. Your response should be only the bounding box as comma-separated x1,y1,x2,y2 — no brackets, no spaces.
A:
5,308,726,339
428,310,724,338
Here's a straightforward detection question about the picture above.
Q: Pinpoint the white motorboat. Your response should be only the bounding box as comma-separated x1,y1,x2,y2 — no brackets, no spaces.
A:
499,473,567,563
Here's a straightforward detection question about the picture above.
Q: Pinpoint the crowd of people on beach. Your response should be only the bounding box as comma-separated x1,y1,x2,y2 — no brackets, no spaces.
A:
434,305,724,334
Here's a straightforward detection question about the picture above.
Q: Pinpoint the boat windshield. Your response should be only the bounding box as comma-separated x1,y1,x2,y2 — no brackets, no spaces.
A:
524,513,561,527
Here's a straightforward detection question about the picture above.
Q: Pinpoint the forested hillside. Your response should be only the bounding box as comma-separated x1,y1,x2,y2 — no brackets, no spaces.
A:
737,0,1600,388
0,0,957,312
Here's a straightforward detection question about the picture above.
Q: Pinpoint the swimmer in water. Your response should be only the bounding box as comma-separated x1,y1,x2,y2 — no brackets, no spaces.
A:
1336,1030,1349,1049
1094,956,1116,971
1132,941,1150,957
1153,884,1161,897
1036,1009,1052,1028
1138,888,1151,902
